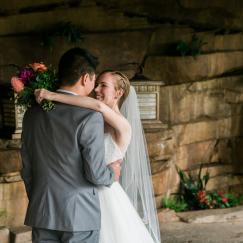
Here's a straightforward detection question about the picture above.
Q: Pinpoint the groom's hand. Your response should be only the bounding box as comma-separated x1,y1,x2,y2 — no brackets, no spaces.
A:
109,160,122,181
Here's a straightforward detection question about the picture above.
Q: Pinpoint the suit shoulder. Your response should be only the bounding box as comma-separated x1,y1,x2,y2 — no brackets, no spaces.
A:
87,109,102,117
67,106,103,126
84,110,103,122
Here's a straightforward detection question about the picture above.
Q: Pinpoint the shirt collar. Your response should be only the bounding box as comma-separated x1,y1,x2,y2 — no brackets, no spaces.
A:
57,89,78,96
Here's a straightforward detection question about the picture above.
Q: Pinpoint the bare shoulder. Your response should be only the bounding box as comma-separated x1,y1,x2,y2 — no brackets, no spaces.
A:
114,113,132,150
117,112,131,133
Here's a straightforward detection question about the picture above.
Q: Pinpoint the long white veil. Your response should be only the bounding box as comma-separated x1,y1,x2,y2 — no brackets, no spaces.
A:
120,86,161,243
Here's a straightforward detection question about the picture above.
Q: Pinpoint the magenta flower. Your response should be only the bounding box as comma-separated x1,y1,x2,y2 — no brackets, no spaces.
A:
18,68,35,83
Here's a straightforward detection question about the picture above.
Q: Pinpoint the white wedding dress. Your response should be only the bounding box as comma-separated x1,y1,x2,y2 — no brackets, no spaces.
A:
98,133,156,243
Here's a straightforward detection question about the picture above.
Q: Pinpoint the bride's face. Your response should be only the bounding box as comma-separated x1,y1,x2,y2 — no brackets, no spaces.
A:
95,73,119,108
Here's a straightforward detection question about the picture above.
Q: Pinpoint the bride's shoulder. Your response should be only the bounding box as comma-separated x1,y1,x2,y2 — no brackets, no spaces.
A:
118,113,131,134
126,122,132,137
113,116,131,147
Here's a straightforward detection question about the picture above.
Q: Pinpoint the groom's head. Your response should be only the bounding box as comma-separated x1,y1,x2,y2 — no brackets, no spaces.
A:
58,48,98,95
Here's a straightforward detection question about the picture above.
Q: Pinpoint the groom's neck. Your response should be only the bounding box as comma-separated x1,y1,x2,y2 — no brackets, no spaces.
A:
59,85,87,96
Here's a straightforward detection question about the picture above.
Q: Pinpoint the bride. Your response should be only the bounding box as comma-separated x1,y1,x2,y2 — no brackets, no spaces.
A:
35,70,161,243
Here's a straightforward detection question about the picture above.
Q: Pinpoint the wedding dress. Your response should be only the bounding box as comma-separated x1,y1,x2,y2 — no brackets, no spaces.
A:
98,133,156,243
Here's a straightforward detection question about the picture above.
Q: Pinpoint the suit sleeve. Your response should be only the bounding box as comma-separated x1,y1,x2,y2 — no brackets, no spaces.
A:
20,115,32,200
79,112,114,186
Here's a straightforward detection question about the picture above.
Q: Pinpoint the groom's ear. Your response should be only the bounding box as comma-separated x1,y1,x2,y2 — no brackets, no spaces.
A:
79,73,89,86
82,73,90,85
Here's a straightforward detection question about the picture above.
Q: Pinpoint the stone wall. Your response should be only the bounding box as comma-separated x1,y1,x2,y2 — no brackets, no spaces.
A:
0,140,27,227
0,0,243,227
150,76,243,206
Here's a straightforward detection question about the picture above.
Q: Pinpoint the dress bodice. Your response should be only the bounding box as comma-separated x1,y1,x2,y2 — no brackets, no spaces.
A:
104,133,124,165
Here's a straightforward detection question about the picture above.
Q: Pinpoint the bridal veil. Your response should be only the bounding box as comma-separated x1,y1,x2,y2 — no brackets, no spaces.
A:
120,86,161,243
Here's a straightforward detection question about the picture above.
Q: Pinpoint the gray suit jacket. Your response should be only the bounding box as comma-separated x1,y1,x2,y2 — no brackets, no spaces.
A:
21,99,114,231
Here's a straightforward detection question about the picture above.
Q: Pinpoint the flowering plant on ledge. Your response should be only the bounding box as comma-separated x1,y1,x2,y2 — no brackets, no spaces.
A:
176,165,238,210
11,62,58,111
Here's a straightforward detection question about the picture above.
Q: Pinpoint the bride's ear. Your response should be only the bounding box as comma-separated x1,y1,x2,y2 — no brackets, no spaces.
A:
115,89,124,99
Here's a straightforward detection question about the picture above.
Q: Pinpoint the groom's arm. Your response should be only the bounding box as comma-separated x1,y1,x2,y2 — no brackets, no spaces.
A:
79,112,115,186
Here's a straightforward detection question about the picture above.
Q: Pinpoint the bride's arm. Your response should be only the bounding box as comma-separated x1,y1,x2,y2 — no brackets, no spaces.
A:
35,89,131,137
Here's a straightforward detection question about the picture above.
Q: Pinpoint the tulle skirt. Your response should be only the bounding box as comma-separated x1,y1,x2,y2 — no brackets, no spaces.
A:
98,182,155,243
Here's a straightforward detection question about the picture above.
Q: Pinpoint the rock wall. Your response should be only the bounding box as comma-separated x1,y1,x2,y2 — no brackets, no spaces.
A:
0,140,27,227
0,0,243,226
149,76,243,206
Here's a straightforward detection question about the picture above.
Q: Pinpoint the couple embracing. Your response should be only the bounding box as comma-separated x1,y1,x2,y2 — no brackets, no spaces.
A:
21,48,161,243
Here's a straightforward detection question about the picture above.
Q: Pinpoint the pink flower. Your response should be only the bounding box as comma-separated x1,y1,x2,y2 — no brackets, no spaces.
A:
30,63,47,72
218,191,224,197
222,197,228,203
11,76,24,93
197,190,207,203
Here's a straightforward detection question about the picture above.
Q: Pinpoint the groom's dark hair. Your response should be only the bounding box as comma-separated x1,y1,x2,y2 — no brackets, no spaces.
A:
58,48,99,86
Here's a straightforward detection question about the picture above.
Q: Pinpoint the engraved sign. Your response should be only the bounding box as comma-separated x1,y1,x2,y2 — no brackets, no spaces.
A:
137,93,157,119
132,81,164,122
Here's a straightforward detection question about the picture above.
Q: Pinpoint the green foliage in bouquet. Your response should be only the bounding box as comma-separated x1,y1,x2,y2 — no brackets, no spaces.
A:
11,63,58,111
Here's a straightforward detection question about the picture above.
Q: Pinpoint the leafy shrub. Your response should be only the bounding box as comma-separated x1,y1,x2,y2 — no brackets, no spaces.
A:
176,164,239,210
162,196,188,212
176,35,207,57
176,164,209,210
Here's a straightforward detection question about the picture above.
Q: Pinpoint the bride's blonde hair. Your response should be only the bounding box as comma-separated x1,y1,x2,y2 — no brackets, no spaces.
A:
98,70,130,108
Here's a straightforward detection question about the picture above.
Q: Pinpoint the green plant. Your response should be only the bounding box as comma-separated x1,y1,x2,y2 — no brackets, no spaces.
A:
41,21,84,48
176,164,240,210
176,35,207,57
0,209,6,218
162,196,188,212
197,191,238,209
236,194,243,205
176,164,210,210
224,193,238,207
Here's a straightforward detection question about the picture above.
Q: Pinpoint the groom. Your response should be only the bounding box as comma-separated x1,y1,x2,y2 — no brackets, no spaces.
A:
21,48,121,243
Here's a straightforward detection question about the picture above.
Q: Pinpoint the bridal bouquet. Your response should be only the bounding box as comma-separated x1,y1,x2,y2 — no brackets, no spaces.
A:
11,62,58,111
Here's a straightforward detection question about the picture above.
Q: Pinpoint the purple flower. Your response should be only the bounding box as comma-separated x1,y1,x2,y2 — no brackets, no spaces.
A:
18,68,35,83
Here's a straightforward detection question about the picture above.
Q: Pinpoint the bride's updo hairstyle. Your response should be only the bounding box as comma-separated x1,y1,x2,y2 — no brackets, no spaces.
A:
98,70,130,108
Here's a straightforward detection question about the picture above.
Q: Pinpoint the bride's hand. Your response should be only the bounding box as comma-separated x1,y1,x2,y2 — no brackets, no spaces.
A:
109,159,122,181
34,88,53,104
